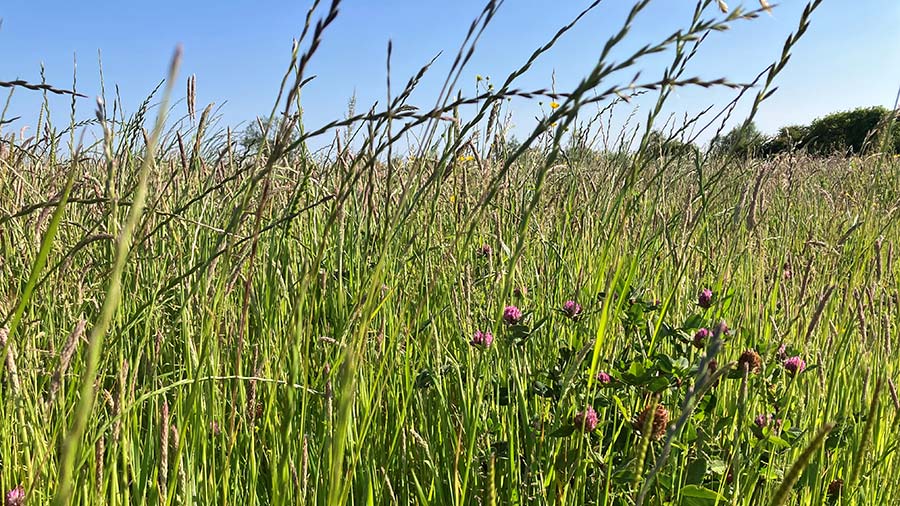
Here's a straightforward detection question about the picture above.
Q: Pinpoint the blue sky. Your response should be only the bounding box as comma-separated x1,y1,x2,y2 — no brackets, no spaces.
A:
1,1,898,148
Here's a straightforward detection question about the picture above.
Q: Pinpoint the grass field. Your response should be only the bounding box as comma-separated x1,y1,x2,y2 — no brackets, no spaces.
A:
2,0,900,504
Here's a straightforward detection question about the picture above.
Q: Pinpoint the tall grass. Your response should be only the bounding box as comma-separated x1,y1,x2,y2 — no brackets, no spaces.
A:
1,0,899,504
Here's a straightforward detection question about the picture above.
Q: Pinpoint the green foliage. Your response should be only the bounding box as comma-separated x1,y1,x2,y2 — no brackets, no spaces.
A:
804,106,896,155
239,120,273,152
645,130,696,159
5,1,899,505
712,121,766,158
762,124,810,155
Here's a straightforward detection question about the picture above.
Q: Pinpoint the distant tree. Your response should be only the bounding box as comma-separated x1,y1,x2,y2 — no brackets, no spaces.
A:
762,124,809,155
490,133,521,162
711,121,765,158
239,119,272,153
644,130,696,159
804,106,896,155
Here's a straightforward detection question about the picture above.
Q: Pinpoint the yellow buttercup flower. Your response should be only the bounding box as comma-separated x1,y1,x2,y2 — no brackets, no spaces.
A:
550,101,560,110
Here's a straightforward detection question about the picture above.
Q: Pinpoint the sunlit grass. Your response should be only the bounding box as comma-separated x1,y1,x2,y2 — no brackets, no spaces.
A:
2,0,899,504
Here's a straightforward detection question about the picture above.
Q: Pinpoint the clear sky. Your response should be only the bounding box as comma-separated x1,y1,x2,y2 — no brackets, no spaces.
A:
1,1,898,148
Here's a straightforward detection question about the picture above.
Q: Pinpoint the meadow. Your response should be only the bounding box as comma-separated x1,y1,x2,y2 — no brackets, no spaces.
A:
2,0,900,504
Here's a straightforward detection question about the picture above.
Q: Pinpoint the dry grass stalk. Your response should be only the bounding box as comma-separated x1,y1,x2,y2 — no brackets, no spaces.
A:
0,326,21,394
798,253,814,304
302,435,309,497
855,288,868,344
113,360,129,442
875,236,884,279
769,422,835,506
159,400,170,505
888,378,900,415
187,74,196,122
0,78,86,97
884,313,892,357
805,285,835,343
95,438,105,494
46,317,87,404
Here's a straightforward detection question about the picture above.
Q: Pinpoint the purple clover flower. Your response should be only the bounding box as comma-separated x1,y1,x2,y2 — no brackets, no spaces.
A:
698,288,713,309
783,356,806,376
693,328,711,349
503,305,523,325
5,486,24,506
470,330,494,348
754,413,772,429
562,300,582,319
573,406,599,433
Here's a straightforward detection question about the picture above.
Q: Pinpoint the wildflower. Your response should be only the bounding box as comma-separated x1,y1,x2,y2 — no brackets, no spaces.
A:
751,413,782,439
783,262,793,280
503,306,522,325
737,349,762,374
477,244,492,258
476,75,483,82
550,122,558,128
776,343,787,360
471,330,493,348
783,356,806,376
5,486,24,506
634,404,670,440
754,413,772,429
693,328,711,349
210,421,221,437
827,479,844,499
596,371,612,384
562,300,582,319
549,101,560,110
698,288,713,309
573,406,599,432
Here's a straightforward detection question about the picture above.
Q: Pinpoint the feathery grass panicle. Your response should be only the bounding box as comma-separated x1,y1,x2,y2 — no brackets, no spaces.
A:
769,423,835,506
51,46,182,506
849,378,884,488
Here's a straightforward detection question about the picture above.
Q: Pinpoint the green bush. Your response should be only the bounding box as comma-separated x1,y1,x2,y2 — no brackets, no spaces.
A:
644,130,696,159
711,121,765,158
762,124,809,155
804,106,897,155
